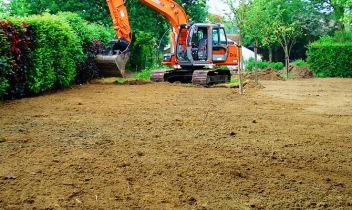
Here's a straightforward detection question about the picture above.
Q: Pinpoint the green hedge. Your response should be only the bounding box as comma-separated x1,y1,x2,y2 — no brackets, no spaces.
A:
25,13,80,93
306,43,352,77
0,12,115,99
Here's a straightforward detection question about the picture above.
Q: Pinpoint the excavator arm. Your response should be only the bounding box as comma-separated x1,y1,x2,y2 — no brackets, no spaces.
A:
96,0,189,76
107,0,188,49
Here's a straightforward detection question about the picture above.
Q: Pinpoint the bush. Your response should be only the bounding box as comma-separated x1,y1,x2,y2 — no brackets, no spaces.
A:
128,31,157,71
292,59,308,67
269,62,284,70
0,12,118,98
307,33,352,78
245,57,283,70
134,68,152,80
75,39,105,84
0,19,35,99
56,12,114,84
23,13,80,93
0,21,11,98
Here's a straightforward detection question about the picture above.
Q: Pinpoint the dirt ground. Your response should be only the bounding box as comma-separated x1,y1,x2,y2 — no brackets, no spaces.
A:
1,74,352,209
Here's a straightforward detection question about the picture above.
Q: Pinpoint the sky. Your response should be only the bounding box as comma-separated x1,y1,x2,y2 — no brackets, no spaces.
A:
207,0,230,15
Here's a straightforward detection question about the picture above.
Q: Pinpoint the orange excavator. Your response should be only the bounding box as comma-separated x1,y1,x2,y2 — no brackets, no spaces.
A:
95,0,239,85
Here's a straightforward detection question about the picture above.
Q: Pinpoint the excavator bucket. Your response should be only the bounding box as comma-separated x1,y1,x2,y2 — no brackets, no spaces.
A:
95,53,129,77
95,38,130,77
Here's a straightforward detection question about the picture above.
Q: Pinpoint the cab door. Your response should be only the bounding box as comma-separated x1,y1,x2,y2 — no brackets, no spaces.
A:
212,27,228,62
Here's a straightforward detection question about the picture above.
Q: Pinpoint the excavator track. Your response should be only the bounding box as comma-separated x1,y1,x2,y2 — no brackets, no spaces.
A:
150,69,231,86
192,70,210,85
150,69,168,82
192,70,231,86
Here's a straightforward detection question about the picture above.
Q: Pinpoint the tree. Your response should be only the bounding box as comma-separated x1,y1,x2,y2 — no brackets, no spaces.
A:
310,0,350,31
242,0,267,84
273,20,301,78
224,0,249,94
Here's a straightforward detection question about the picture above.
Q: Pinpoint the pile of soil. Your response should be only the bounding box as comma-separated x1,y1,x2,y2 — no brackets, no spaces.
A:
243,67,285,80
287,63,314,79
244,64,313,81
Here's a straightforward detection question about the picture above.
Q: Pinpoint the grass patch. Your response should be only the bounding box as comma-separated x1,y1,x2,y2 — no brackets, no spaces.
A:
280,73,293,78
229,77,238,84
133,69,153,80
116,78,128,83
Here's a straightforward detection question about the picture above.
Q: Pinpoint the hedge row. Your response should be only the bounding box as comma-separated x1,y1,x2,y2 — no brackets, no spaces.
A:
307,43,352,78
0,12,114,99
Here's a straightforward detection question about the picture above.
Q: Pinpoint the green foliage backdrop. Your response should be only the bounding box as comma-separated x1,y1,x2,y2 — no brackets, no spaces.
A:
0,12,116,99
307,43,352,77
307,33,352,78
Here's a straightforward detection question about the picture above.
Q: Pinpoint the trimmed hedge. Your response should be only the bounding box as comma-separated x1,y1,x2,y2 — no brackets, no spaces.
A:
25,13,80,93
0,12,115,99
306,43,352,77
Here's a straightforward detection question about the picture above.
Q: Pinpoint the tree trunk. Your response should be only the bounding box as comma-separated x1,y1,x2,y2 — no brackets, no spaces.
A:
254,39,258,84
237,37,243,95
285,45,289,79
269,47,272,63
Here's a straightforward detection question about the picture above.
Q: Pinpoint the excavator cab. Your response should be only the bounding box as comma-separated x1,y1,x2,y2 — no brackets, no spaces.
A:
175,23,233,68
151,23,237,85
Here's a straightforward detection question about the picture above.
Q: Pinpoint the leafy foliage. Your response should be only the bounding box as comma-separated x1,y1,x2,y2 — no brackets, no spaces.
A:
133,68,153,80
307,34,352,78
128,31,157,71
0,19,35,99
291,59,308,67
245,57,283,70
0,12,122,99
24,13,80,93
75,39,105,84
55,12,115,84
0,21,10,98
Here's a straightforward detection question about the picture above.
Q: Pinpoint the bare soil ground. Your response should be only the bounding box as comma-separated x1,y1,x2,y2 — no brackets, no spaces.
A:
1,76,352,209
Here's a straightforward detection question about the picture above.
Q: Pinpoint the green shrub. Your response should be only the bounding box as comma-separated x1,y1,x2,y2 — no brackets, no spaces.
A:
307,42,352,77
25,13,80,93
306,32,352,78
269,62,284,70
56,12,115,84
245,57,283,70
133,68,152,80
292,59,308,66
0,12,118,98
128,31,157,71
